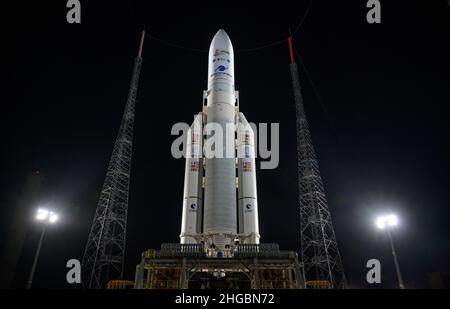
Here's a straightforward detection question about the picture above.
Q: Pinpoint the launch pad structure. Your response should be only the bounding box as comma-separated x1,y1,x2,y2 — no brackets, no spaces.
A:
133,244,304,289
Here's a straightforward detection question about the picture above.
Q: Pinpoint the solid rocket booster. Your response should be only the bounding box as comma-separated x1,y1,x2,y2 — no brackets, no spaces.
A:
180,114,203,244
237,113,260,244
180,29,260,255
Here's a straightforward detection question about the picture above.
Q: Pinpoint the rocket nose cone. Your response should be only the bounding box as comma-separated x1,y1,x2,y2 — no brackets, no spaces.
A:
207,29,235,90
215,29,229,38
210,29,233,52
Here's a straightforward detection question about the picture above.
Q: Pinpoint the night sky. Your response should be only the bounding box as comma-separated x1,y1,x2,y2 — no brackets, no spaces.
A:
1,1,449,289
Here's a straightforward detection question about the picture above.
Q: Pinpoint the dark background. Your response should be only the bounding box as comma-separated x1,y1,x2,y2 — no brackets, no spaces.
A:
1,0,449,289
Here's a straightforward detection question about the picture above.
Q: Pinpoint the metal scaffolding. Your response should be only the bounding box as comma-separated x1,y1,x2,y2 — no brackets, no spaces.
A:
134,243,304,289
288,37,346,288
81,29,145,289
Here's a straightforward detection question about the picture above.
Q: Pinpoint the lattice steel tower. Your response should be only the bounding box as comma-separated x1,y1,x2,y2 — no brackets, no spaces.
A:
287,37,346,289
81,29,145,289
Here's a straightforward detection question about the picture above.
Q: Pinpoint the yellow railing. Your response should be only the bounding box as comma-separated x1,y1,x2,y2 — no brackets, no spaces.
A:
258,269,297,289
306,280,332,289
107,280,134,289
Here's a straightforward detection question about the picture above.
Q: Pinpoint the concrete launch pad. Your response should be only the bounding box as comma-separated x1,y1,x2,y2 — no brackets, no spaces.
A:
133,244,304,289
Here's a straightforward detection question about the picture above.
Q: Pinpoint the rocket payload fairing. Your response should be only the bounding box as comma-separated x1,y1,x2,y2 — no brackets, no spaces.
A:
180,29,260,257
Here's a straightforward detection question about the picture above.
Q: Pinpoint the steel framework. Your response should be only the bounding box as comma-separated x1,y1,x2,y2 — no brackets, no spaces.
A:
81,29,145,289
288,38,346,288
134,243,304,289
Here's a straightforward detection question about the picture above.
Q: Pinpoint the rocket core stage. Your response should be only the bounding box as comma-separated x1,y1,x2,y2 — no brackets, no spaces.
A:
180,29,260,257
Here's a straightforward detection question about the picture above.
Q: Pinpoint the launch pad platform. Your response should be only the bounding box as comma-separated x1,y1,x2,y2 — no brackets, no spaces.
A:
133,243,305,289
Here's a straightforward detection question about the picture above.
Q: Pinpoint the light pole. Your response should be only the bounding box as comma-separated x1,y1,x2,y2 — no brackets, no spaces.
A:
375,214,405,289
26,208,58,289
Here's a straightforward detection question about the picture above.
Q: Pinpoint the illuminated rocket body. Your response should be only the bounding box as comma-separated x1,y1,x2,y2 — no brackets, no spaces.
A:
180,30,259,257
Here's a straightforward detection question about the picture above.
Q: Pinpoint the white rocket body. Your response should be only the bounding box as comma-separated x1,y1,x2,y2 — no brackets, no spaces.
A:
237,113,260,244
180,29,260,256
180,114,203,244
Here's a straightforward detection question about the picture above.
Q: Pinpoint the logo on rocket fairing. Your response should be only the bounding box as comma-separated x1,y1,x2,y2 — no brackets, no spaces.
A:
215,65,227,72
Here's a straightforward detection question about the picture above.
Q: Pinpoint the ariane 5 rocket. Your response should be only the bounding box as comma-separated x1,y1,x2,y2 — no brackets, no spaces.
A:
180,29,260,257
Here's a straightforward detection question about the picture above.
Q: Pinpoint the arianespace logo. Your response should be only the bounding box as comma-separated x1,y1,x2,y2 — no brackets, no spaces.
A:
215,65,227,72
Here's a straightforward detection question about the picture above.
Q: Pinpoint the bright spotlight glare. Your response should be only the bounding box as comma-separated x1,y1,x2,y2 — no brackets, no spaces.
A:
49,213,58,224
387,214,398,227
36,209,49,221
35,208,58,223
376,217,386,229
376,214,399,229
